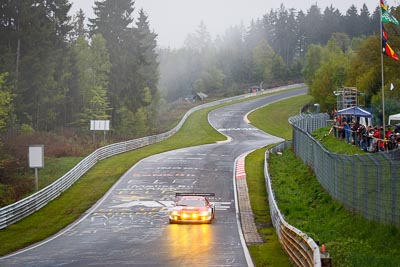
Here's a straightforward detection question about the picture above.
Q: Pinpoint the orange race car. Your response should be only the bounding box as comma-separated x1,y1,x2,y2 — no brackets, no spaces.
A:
169,193,215,224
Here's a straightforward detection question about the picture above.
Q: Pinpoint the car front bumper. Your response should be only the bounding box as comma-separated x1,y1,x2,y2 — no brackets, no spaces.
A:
169,212,212,223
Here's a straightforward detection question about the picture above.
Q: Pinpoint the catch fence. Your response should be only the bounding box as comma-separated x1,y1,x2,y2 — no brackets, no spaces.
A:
290,113,400,226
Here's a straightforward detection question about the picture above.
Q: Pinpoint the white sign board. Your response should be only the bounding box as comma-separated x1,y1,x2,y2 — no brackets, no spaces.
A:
90,120,110,131
29,145,44,168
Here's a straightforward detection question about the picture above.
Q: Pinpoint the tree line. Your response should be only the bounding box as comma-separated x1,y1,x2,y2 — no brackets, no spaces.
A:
303,5,400,122
0,1,383,140
159,3,379,102
0,0,158,137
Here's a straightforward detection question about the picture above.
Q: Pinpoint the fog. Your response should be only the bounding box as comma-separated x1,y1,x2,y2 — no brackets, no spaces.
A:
67,0,381,105
70,0,377,48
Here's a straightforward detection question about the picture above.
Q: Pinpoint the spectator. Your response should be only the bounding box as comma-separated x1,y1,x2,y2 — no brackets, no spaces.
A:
386,127,396,150
343,122,351,144
333,117,338,138
373,127,380,139
351,120,359,145
367,125,374,148
331,108,337,119
386,127,392,139
369,127,381,152
378,127,385,151
395,124,400,134
337,116,343,139
395,125,400,148
360,125,368,151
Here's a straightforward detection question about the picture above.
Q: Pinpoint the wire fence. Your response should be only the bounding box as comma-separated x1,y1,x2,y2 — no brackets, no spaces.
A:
290,113,400,226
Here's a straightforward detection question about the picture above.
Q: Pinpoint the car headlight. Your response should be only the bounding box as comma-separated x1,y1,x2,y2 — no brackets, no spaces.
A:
199,211,209,217
171,210,180,216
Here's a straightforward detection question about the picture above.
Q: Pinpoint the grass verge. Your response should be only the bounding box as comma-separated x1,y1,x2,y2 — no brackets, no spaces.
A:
0,87,308,261
312,126,368,155
246,148,292,267
246,95,312,266
248,95,400,266
247,94,314,140
0,107,226,256
38,157,84,189
269,148,400,267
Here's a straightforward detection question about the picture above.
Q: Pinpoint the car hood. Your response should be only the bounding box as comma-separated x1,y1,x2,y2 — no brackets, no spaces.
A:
174,206,208,212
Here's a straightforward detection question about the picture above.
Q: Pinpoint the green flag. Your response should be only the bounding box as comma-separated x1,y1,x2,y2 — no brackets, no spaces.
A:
382,8,399,25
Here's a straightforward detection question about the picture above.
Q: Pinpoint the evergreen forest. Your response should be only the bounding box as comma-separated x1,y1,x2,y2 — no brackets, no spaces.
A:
1,1,399,191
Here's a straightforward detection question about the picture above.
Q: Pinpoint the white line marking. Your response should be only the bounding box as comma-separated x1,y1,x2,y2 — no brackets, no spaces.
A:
233,153,255,267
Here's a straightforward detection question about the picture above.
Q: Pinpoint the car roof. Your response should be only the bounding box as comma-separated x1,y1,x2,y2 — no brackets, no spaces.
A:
178,195,206,200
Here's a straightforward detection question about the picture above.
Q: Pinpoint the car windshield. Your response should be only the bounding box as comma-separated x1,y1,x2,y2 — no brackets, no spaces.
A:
177,199,206,207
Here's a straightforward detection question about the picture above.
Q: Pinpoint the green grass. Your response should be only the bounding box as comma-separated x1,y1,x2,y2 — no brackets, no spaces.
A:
37,157,84,189
0,107,226,256
0,87,302,256
246,148,292,267
312,126,367,155
268,148,400,267
246,95,312,266
0,88,309,265
248,95,400,266
247,94,314,140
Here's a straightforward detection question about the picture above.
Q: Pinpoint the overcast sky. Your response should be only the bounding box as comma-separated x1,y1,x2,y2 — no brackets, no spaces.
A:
69,0,380,48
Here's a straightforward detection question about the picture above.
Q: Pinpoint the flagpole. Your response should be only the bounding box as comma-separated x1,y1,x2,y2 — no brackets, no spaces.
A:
380,1,386,136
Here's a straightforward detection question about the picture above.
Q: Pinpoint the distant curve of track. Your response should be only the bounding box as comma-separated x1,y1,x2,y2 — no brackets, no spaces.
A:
0,88,306,266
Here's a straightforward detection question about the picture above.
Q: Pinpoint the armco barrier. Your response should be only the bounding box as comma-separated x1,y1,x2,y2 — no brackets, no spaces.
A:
0,84,304,230
267,142,321,267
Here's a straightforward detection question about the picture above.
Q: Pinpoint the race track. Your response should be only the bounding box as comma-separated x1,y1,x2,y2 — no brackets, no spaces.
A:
0,88,306,266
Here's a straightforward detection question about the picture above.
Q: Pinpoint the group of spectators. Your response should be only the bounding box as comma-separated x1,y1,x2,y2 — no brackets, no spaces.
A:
332,116,400,152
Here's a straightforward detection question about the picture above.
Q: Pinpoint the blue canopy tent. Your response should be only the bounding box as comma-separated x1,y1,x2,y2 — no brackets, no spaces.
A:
336,106,372,126
336,106,372,118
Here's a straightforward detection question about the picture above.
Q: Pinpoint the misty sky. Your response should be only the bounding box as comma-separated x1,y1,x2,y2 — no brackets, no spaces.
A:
69,0,379,48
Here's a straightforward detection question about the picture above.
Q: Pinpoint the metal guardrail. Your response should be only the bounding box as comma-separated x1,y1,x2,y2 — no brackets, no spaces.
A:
266,142,321,267
0,84,304,230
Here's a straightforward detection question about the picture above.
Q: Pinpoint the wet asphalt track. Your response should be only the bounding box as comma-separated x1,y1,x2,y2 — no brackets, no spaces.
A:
0,88,306,266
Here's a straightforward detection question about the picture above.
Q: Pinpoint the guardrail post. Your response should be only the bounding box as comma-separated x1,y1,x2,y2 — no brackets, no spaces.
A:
319,244,332,267
321,253,332,267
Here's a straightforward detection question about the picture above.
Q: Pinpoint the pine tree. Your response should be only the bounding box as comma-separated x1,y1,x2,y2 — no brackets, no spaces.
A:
321,6,342,44
88,34,111,120
134,9,159,103
0,73,14,131
89,0,135,129
89,2,159,135
70,9,87,42
71,34,111,128
0,0,72,130
344,5,360,38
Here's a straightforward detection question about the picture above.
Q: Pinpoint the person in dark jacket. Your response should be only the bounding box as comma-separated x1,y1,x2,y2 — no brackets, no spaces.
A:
343,122,351,144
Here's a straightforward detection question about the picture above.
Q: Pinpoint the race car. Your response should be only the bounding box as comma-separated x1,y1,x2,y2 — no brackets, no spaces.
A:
169,193,215,224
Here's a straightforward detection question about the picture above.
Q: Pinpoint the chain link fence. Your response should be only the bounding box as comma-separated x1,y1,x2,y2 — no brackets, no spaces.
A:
290,113,400,226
